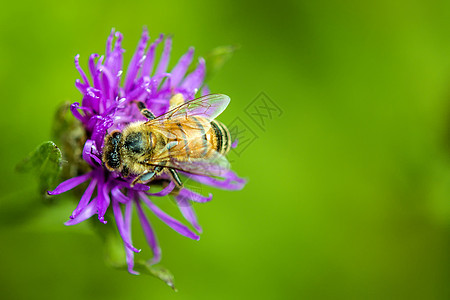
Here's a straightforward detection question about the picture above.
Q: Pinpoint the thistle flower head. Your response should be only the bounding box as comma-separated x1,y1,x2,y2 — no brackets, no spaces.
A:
48,28,245,274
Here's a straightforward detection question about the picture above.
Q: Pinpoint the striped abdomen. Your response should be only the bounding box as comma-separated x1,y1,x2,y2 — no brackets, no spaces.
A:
165,116,231,159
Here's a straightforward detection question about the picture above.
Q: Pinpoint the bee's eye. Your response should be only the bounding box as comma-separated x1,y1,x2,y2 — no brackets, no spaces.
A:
111,131,122,144
124,132,144,154
103,131,123,171
106,151,121,169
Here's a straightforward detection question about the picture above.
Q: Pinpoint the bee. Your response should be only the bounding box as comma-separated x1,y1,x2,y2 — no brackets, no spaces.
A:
102,93,232,188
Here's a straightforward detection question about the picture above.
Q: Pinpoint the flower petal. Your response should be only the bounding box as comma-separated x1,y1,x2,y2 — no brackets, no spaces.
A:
154,36,172,77
181,57,205,92
131,183,151,191
82,140,101,167
47,172,92,195
99,66,115,108
70,102,87,123
178,188,212,203
112,198,141,253
164,47,194,88
125,241,139,275
176,196,202,233
90,115,114,150
65,197,97,226
142,34,163,77
89,54,101,90
127,76,151,101
74,54,90,86
124,199,139,274
111,186,130,204
231,139,238,148
104,31,124,83
75,79,88,94
70,177,97,219
105,28,115,58
201,84,210,96
124,28,149,93
145,181,175,197
96,178,111,224
135,199,161,264
139,193,200,240
82,87,101,114
182,170,246,190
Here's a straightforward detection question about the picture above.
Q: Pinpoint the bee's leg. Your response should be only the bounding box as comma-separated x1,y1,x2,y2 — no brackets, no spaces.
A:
153,165,165,175
131,170,155,186
167,168,183,196
136,101,156,120
167,168,183,188
131,165,167,186
169,93,185,109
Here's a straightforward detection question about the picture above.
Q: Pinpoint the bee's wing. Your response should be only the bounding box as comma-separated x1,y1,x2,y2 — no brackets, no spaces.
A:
166,152,230,177
145,153,230,177
148,94,230,123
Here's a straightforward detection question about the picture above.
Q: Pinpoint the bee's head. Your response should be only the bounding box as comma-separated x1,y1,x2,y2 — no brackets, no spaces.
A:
103,131,123,171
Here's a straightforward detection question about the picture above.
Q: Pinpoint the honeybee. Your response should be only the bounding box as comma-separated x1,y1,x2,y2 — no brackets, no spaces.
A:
102,93,232,188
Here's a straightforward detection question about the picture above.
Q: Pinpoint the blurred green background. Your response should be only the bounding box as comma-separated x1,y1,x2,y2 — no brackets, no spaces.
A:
1,0,449,299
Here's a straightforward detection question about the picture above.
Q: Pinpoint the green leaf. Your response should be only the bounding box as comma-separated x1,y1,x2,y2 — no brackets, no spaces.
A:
51,102,90,180
51,101,72,141
203,45,239,82
186,45,238,85
134,261,177,291
204,46,239,82
16,141,62,195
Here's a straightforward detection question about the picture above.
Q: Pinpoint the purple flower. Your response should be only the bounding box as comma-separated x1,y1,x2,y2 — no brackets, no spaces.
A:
48,28,245,274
